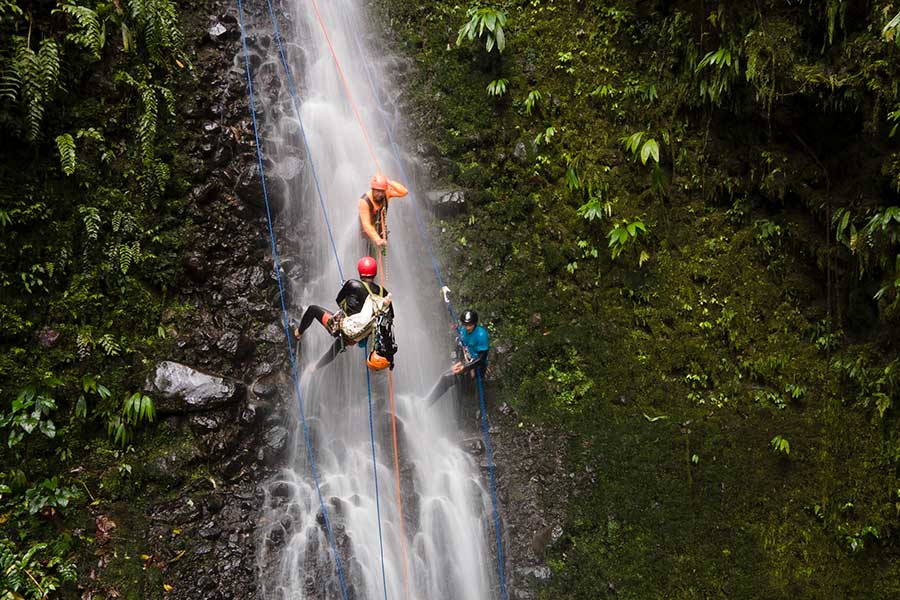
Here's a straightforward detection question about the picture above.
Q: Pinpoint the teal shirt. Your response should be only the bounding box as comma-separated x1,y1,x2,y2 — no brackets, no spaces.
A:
458,324,489,366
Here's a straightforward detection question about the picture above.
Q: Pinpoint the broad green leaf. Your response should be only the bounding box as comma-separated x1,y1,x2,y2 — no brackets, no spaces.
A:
39,419,56,438
20,415,38,434
495,26,505,52
641,139,660,164
75,395,87,418
838,210,850,239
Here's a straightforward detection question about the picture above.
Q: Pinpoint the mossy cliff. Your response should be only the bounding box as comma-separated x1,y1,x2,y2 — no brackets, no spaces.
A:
0,1,278,597
378,0,900,597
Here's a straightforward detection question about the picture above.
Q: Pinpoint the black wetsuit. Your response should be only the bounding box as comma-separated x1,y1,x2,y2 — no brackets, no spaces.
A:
296,278,391,369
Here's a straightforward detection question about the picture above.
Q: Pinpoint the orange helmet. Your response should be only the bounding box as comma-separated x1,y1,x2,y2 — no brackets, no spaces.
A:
367,350,391,371
370,173,389,191
357,256,377,278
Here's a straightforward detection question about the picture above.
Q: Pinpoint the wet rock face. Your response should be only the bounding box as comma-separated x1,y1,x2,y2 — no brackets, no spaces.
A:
469,399,577,598
426,188,466,218
105,2,299,598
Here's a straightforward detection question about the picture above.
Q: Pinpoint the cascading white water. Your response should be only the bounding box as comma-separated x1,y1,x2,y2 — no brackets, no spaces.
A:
249,0,501,598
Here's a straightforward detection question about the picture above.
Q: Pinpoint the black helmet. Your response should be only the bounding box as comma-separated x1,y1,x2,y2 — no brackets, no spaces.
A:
461,309,478,325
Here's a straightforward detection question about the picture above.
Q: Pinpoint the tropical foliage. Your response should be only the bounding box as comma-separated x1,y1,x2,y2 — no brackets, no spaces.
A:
456,6,507,54
0,0,187,592
384,0,900,595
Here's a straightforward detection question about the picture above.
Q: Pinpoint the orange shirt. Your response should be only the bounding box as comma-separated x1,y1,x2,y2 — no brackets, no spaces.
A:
358,179,408,243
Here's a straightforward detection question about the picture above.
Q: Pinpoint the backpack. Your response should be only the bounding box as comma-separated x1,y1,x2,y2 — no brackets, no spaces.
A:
340,282,390,342
368,311,397,370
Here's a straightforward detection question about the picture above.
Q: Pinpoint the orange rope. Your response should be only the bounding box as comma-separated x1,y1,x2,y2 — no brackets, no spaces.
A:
309,0,381,173
378,215,412,600
309,3,411,594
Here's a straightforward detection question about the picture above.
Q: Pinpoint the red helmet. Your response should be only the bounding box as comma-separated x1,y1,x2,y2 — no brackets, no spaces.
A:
357,256,377,278
370,173,389,191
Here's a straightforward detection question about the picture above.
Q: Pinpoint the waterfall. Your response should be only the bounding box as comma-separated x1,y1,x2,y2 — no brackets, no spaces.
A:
249,0,500,598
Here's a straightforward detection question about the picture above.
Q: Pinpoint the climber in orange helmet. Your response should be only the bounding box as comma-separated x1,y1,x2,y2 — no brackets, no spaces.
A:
358,173,408,252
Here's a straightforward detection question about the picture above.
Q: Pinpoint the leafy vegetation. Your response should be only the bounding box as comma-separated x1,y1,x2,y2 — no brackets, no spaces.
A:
1,0,188,592
456,6,507,54
379,0,900,596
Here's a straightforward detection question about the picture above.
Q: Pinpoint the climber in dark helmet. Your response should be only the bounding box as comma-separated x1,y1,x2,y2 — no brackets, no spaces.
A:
358,173,408,252
424,309,489,406
292,256,397,372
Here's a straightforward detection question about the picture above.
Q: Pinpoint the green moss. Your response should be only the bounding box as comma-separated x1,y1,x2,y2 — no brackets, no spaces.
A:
380,0,900,596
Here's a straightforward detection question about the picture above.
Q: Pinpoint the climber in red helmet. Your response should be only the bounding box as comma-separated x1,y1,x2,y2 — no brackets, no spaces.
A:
359,173,408,252
292,256,397,371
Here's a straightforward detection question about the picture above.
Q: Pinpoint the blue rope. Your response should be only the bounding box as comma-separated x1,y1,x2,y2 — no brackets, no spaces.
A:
477,371,507,600
263,0,344,282
364,347,390,600
236,3,349,598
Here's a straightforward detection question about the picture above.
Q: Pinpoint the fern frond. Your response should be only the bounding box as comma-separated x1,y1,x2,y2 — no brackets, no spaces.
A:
37,39,61,96
118,240,141,275
78,206,101,240
153,159,169,190
157,84,175,116
98,333,120,355
138,82,158,161
76,331,93,359
58,4,105,58
119,72,159,164
128,0,184,66
56,133,77,175
0,61,21,102
19,38,61,140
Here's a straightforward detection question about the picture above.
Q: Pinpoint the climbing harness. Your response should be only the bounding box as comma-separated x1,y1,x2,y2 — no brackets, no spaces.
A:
363,192,389,240
340,281,390,342
236,1,350,598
